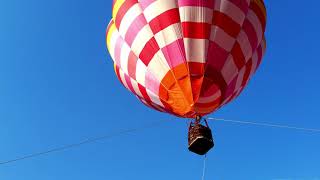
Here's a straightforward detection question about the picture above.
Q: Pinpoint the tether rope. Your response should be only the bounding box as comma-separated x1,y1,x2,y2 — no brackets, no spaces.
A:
0,120,164,166
201,154,207,180
1,117,319,166
207,117,320,133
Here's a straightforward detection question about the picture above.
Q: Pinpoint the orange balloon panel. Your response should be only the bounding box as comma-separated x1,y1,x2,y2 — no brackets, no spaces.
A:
106,0,267,118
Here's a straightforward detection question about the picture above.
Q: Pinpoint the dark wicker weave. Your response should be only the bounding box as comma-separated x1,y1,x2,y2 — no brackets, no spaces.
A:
188,122,214,155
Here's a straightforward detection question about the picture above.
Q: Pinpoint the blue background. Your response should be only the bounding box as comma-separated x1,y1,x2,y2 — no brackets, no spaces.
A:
0,0,319,179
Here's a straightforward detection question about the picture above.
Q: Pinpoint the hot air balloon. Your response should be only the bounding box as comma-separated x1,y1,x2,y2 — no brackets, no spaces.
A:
106,0,267,155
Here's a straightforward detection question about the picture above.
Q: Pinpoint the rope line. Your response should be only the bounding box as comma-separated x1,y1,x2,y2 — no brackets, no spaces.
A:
201,154,207,180
1,117,319,166
208,117,320,133
0,120,164,166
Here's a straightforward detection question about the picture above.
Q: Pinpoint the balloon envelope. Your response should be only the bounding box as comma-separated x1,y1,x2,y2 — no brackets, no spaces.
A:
106,0,267,118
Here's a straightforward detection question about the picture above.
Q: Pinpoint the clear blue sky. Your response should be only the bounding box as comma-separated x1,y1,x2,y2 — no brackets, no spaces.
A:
0,0,319,179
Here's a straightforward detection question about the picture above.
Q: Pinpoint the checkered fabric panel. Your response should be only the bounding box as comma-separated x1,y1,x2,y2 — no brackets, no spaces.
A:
107,0,267,118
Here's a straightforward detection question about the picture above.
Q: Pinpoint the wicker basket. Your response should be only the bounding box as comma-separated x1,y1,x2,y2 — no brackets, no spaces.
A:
188,121,214,155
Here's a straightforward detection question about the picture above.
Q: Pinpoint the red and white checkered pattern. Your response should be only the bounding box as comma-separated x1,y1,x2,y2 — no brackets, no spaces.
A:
107,0,267,118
